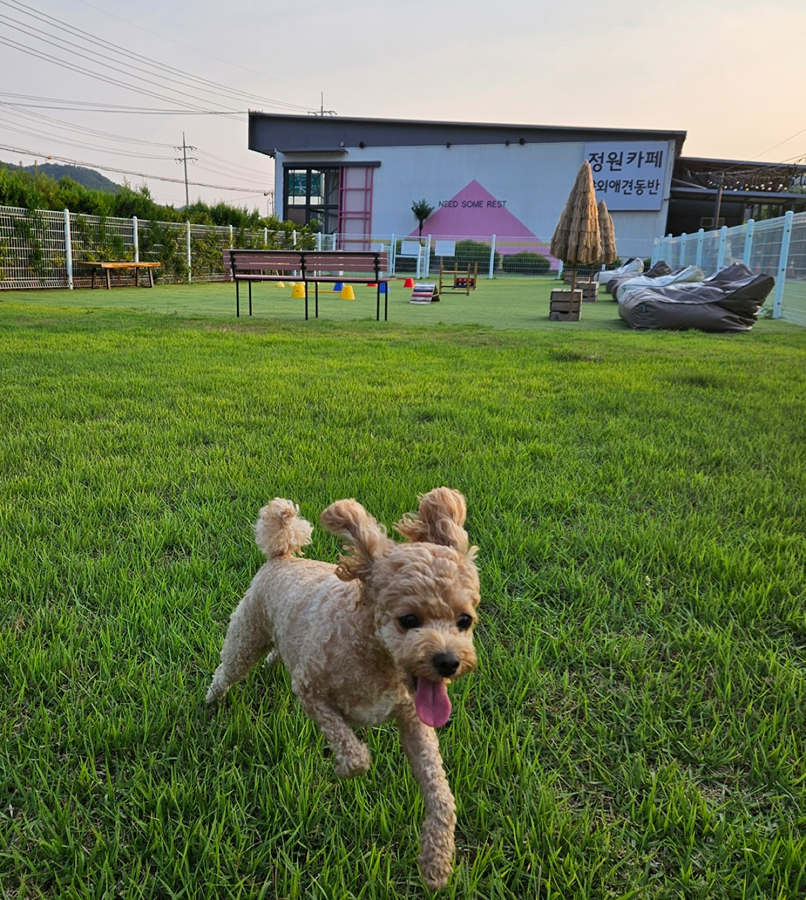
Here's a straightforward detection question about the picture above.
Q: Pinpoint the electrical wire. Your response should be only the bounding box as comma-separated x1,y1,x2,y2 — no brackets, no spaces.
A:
68,0,317,96
0,102,271,180
0,26,240,113
0,1,314,112
0,142,270,193
749,126,806,162
0,34,218,112
0,115,177,160
0,100,178,148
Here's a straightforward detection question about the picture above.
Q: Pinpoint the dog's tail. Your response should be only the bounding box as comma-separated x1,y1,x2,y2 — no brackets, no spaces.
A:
254,498,313,559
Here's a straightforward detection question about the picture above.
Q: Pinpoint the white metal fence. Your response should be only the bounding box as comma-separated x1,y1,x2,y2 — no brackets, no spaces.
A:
0,206,311,291
651,210,806,325
0,205,657,291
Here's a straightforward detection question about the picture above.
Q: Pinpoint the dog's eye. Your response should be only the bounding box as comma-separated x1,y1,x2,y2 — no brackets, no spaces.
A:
398,614,422,630
456,614,474,631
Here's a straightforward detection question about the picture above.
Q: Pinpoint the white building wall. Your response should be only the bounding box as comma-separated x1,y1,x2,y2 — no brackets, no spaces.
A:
275,137,676,257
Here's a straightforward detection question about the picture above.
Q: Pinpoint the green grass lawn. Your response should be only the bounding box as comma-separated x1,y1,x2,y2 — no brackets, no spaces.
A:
0,277,673,331
1,292,805,899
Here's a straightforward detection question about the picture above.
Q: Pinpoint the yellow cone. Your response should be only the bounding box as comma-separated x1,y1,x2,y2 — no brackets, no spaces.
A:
290,283,305,299
275,281,285,288
340,285,356,300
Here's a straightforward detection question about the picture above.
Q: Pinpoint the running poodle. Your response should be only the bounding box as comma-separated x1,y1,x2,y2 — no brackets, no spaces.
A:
206,488,481,890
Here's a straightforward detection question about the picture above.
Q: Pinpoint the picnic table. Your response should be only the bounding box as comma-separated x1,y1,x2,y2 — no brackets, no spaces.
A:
84,261,162,289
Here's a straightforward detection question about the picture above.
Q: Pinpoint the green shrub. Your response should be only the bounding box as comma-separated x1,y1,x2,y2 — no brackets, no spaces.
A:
429,239,500,273
500,251,551,276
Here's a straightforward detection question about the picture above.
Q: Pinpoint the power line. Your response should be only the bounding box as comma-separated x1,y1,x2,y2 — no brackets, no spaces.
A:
0,101,271,184
0,1,314,112
0,114,177,160
0,34,218,112
0,25,239,113
0,143,270,193
67,0,318,97
750,125,806,162
0,100,178,148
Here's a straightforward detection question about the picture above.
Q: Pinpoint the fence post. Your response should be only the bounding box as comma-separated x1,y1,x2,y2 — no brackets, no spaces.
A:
773,210,794,319
389,234,395,276
716,225,728,270
292,230,297,248
743,218,755,266
63,208,73,290
696,228,704,267
229,224,234,248
680,233,687,267
264,226,268,245
489,234,496,279
424,235,432,278
316,231,322,251
132,216,139,263
186,221,192,283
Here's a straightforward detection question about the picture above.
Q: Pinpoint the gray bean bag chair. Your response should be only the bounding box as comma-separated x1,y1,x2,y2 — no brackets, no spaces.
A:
618,263,775,332
600,257,644,290
608,260,672,298
615,264,705,302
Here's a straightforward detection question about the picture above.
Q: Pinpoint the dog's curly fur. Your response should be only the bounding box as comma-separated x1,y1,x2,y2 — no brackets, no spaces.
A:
206,488,481,890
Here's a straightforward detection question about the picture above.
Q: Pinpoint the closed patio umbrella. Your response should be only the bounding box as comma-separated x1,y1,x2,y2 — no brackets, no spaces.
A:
597,198,618,267
550,160,602,291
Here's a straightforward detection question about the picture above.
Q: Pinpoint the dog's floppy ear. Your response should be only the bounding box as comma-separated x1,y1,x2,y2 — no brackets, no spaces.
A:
395,487,470,554
320,499,394,582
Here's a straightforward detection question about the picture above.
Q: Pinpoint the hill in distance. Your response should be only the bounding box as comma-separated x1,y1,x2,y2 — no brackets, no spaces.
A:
1,161,121,193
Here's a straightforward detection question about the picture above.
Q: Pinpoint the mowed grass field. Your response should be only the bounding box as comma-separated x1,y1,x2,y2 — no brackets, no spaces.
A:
1,284,805,899
0,276,642,332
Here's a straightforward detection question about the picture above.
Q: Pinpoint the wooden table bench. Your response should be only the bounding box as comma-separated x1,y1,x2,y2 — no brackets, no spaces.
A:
85,261,162,289
222,249,390,320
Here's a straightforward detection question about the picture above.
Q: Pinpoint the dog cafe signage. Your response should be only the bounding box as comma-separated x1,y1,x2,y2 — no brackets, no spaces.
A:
584,142,668,211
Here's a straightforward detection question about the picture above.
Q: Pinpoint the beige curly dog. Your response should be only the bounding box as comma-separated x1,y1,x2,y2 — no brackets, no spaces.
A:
206,487,481,890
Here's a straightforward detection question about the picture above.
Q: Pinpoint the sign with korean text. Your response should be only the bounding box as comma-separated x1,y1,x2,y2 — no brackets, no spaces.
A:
584,142,668,211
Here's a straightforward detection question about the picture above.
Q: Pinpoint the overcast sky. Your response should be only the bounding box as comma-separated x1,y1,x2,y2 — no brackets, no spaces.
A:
1,0,804,211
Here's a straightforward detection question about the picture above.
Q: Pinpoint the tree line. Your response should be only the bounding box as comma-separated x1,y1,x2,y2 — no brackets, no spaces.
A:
0,164,300,233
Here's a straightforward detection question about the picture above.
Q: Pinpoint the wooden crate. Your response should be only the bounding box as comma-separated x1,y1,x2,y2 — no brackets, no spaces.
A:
549,289,582,321
580,282,599,302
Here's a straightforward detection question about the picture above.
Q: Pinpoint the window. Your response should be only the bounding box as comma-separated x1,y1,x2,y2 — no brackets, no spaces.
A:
283,168,340,233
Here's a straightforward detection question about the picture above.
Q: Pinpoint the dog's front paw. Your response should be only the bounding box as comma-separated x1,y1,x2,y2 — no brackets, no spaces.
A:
333,743,371,779
418,815,455,890
205,674,228,704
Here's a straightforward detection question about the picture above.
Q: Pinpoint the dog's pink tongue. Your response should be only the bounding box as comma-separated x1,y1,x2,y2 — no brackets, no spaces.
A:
414,678,452,728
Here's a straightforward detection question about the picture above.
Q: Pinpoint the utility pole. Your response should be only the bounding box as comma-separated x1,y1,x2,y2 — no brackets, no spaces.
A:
175,133,197,208
308,93,336,116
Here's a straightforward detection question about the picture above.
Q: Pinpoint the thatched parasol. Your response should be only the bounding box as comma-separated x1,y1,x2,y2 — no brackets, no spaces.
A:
597,198,618,267
550,160,601,290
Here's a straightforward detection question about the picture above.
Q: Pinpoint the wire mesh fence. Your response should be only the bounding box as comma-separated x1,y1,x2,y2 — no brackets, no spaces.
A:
0,207,70,289
0,207,310,290
652,211,805,324
0,204,657,290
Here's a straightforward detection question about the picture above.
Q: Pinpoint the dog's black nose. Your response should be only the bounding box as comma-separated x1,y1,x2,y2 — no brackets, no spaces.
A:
432,652,460,678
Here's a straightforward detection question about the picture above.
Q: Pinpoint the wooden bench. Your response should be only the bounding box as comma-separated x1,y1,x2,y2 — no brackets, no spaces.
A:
84,261,162,289
222,249,390,320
